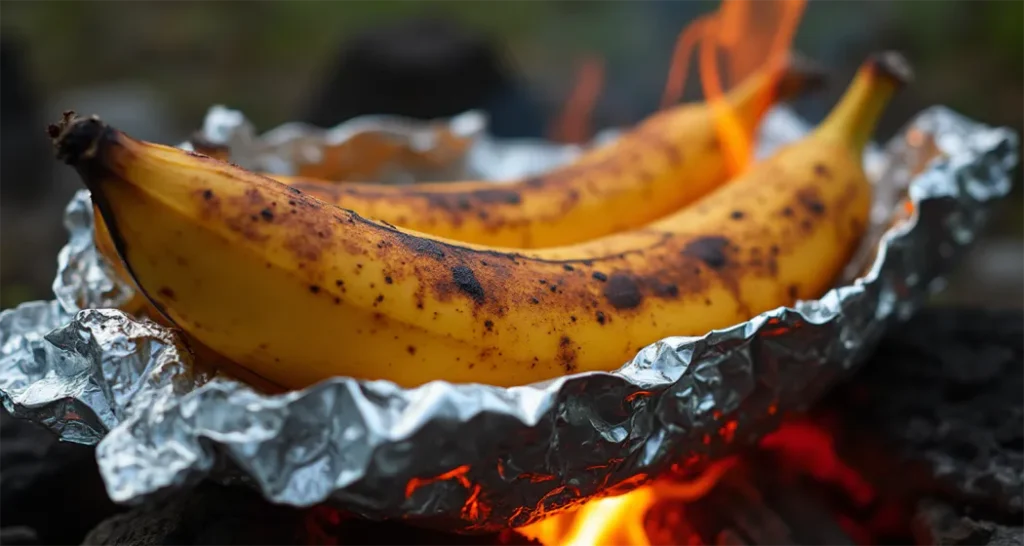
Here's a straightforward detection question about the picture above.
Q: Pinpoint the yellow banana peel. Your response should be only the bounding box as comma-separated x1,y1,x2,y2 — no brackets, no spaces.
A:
54,52,910,390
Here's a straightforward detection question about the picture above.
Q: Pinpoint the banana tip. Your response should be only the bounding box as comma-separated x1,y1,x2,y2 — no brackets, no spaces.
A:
865,51,914,89
188,131,232,161
48,110,108,165
778,51,830,97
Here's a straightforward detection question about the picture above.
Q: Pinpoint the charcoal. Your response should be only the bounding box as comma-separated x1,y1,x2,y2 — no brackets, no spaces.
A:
832,307,1023,515
0,526,40,545
912,499,1023,546
81,456,864,540
82,483,306,546
0,409,121,545
645,459,860,546
82,481,538,545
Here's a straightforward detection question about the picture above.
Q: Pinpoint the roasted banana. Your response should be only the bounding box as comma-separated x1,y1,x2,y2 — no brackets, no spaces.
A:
93,56,821,318
53,52,910,390
92,56,822,260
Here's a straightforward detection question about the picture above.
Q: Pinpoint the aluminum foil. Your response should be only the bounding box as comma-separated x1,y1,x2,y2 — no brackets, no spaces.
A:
180,105,611,184
0,104,1017,534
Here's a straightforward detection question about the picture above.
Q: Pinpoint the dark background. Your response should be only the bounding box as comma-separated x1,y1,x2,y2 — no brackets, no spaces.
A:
1,0,1021,309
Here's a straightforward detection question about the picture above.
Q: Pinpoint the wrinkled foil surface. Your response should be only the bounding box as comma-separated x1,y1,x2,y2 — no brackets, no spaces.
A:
0,105,1017,533
180,105,616,184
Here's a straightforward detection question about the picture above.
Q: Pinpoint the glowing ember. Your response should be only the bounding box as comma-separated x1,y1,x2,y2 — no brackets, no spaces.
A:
404,464,492,524
759,421,876,507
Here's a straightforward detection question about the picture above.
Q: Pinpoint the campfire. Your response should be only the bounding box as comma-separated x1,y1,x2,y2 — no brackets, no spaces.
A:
0,1,1020,546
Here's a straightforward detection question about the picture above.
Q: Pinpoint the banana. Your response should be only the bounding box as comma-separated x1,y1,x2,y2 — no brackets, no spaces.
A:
92,57,822,263
52,52,910,390
258,56,824,248
93,57,822,318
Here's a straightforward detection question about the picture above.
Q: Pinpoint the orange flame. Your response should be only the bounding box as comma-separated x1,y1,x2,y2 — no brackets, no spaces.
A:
516,2,809,543
518,460,736,546
549,55,607,144
662,0,807,176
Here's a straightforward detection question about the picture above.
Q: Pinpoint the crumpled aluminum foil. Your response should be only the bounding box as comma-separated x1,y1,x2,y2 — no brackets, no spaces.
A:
180,105,611,184
0,104,1017,533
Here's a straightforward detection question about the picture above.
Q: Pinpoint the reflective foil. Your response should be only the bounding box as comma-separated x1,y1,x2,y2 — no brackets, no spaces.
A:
0,105,1017,533
180,105,616,184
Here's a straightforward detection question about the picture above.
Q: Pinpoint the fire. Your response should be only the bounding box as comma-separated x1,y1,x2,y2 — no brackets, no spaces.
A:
550,54,607,144
519,461,736,546
553,0,805,162
515,419,889,546
520,2,810,544
664,0,808,176
298,417,906,545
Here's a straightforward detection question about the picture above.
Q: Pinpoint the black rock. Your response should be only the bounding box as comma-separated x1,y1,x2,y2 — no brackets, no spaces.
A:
0,526,40,545
649,460,860,546
838,307,1023,515
913,499,1023,546
82,481,539,545
0,409,122,545
83,482,307,546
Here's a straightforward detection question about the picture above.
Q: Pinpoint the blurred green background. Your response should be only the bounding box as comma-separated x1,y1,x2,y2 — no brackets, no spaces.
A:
1,0,1021,309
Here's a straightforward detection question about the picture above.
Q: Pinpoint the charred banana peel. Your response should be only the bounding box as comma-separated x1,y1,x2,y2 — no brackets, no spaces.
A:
90,55,824,255
53,52,911,390
93,55,823,317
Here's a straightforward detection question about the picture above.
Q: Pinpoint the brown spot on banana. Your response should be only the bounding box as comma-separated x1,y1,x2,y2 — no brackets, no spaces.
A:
451,265,486,304
796,187,827,216
814,163,831,179
681,236,731,269
602,274,644,310
252,58,827,248
557,336,578,373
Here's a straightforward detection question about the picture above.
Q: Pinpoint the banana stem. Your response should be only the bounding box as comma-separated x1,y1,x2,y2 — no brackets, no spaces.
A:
814,51,913,153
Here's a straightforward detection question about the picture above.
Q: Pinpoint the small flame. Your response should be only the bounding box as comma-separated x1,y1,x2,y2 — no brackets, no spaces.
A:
662,0,807,176
549,55,607,144
518,460,736,546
